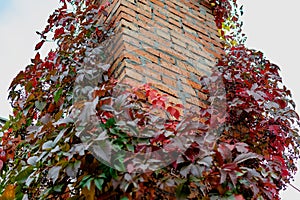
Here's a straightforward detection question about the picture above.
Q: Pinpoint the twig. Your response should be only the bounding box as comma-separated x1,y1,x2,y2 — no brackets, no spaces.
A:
288,183,300,193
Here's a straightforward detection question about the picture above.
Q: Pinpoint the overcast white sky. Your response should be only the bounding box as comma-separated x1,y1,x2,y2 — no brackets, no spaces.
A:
0,0,299,198
239,0,300,198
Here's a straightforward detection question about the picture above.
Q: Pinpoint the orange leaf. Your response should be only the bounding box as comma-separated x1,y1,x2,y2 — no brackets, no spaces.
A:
0,184,16,200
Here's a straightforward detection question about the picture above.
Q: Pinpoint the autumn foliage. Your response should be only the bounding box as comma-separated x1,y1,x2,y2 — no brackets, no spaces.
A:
0,0,299,199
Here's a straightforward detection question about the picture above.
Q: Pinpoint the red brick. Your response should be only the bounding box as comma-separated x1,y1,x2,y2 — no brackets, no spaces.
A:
122,28,156,47
182,83,198,96
156,29,171,40
170,30,200,48
176,60,207,77
153,9,167,20
146,62,178,79
136,14,155,27
126,62,161,81
160,60,190,77
152,15,173,30
120,19,139,31
164,0,176,9
111,57,127,78
123,52,141,64
121,0,152,18
144,46,161,57
159,52,176,64
171,36,186,48
119,4,137,18
139,28,172,48
165,8,181,21
116,12,135,23
123,34,140,47
184,1,200,11
135,49,159,64
124,68,144,81
182,24,197,36
172,0,189,10
186,96,208,109
103,0,223,110
159,45,186,61
167,6,186,19
168,17,181,28
120,76,142,87
162,76,177,88
150,79,179,97
187,44,215,61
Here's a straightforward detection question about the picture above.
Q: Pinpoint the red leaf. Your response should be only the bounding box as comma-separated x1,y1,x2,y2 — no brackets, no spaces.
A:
35,40,45,50
0,160,3,171
282,169,289,177
48,51,56,61
152,99,165,109
276,99,287,109
32,52,41,64
32,78,38,87
218,143,232,162
269,125,280,135
147,90,157,100
175,103,184,108
222,163,238,171
54,27,65,39
99,5,105,10
0,151,7,163
167,106,180,119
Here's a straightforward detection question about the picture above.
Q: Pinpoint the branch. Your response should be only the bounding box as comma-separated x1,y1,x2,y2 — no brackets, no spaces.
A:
288,183,300,193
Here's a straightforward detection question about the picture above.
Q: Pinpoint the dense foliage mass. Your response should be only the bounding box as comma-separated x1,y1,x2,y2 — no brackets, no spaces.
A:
0,0,299,199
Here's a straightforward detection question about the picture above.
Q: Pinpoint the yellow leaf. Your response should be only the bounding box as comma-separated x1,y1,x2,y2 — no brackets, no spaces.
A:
230,40,238,46
0,184,16,200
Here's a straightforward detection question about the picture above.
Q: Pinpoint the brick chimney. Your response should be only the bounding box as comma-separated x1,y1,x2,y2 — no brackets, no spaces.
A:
100,0,223,108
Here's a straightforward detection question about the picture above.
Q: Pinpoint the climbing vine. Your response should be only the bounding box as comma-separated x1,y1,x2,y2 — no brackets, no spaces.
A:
0,0,299,199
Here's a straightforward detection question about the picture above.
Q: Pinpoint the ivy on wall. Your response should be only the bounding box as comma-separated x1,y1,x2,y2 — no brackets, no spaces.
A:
0,0,298,199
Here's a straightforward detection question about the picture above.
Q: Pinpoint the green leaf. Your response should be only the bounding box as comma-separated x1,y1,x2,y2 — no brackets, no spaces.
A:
109,168,118,179
35,101,47,111
105,118,116,128
53,184,64,192
54,88,63,103
126,144,134,152
114,162,125,172
84,178,93,190
79,175,94,189
94,178,104,190
175,182,189,200
14,166,34,183
81,175,92,182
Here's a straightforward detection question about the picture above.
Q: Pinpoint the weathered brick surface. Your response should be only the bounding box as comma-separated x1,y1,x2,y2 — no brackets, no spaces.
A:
100,0,223,108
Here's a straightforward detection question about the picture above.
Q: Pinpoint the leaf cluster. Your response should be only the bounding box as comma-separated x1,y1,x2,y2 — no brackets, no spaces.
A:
0,0,299,199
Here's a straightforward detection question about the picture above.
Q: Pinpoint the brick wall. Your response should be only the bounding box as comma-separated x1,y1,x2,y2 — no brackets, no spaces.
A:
100,0,223,108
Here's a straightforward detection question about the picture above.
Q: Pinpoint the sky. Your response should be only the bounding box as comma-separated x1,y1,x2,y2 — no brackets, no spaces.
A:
0,0,299,198
239,0,300,198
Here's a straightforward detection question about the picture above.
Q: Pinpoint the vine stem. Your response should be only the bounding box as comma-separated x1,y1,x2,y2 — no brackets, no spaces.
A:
288,183,300,193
